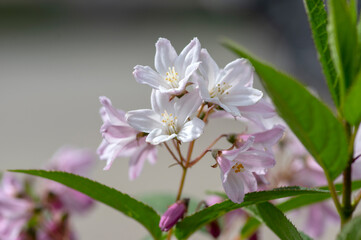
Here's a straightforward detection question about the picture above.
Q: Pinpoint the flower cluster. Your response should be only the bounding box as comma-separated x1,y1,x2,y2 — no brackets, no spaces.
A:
97,37,285,231
0,147,95,240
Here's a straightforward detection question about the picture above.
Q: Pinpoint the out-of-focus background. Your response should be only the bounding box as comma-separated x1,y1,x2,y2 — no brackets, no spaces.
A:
0,0,339,239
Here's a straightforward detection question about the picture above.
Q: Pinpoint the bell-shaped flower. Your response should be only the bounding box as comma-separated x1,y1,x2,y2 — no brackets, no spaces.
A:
97,96,157,180
217,137,275,203
197,48,263,116
159,199,188,232
126,90,205,145
133,38,201,95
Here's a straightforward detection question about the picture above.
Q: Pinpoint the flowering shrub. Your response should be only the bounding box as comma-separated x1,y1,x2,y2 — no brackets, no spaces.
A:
5,0,361,239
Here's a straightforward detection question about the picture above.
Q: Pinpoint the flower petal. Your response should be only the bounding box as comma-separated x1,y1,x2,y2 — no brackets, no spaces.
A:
252,124,285,148
126,109,162,133
175,90,202,124
239,171,257,193
155,38,177,74
151,89,174,115
220,170,245,203
199,48,219,88
240,150,275,174
133,65,164,89
99,96,127,126
177,118,205,142
128,144,150,180
222,58,254,87
146,128,177,145
174,37,201,75
221,87,263,107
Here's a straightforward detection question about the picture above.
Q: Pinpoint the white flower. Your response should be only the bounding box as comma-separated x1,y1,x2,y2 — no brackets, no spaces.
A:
197,49,263,116
126,90,205,145
133,38,201,95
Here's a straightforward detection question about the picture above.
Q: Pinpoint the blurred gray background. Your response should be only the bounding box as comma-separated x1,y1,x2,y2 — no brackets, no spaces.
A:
0,0,340,239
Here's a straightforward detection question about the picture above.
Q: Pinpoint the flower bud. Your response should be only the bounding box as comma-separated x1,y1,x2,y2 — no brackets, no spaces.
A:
205,220,221,238
159,199,189,232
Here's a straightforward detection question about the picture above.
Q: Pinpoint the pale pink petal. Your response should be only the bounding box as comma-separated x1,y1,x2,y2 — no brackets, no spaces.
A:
220,170,245,204
126,109,163,133
199,48,219,88
175,90,202,124
155,38,177,74
150,89,174,115
133,65,164,89
239,171,258,193
99,96,127,126
221,87,263,107
222,58,254,87
146,128,176,145
177,118,205,142
252,124,285,147
240,150,275,175
174,37,201,75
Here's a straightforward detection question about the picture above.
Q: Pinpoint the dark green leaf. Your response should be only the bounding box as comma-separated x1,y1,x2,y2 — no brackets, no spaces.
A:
344,71,361,125
174,187,328,239
337,215,361,240
328,0,359,98
303,0,340,106
10,170,163,240
241,180,361,238
223,40,349,180
245,202,303,240
279,180,361,212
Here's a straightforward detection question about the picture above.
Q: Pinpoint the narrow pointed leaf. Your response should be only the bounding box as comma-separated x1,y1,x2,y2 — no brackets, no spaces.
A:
10,170,163,240
223,40,348,180
303,0,340,106
337,215,361,240
174,187,328,239
245,202,303,240
328,0,359,98
344,72,361,125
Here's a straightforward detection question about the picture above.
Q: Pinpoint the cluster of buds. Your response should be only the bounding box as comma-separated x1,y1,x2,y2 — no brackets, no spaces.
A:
0,147,95,240
97,37,286,233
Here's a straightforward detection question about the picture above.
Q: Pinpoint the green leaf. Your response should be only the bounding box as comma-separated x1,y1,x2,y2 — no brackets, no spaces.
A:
303,0,340,106
337,215,361,240
348,0,358,24
10,170,163,240
223,40,349,180
328,0,359,99
279,180,361,212
174,187,329,239
241,180,361,238
245,202,303,240
344,71,361,125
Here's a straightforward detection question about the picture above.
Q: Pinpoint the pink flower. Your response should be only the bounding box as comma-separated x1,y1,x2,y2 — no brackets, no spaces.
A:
197,48,263,116
126,90,204,145
0,174,33,240
47,147,96,214
97,96,157,180
217,136,275,203
133,38,201,95
159,199,188,232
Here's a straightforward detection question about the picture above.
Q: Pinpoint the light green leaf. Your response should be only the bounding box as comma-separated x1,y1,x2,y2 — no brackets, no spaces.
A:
303,0,340,106
337,215,361,240
223,40,349,180
174,187,329,239
328,0,359,100
245,202,303,240
344,71,361,125
10,170,163,240
349,0,358,24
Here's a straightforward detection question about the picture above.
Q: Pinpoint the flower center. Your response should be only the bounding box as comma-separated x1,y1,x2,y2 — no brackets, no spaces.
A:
232,162,245,173
165,67,180,88
209,82,232,98
161,110,178,134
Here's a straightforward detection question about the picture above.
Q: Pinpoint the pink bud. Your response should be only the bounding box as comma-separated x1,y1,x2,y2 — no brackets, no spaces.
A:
159,199,188,232
205,220,221,238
